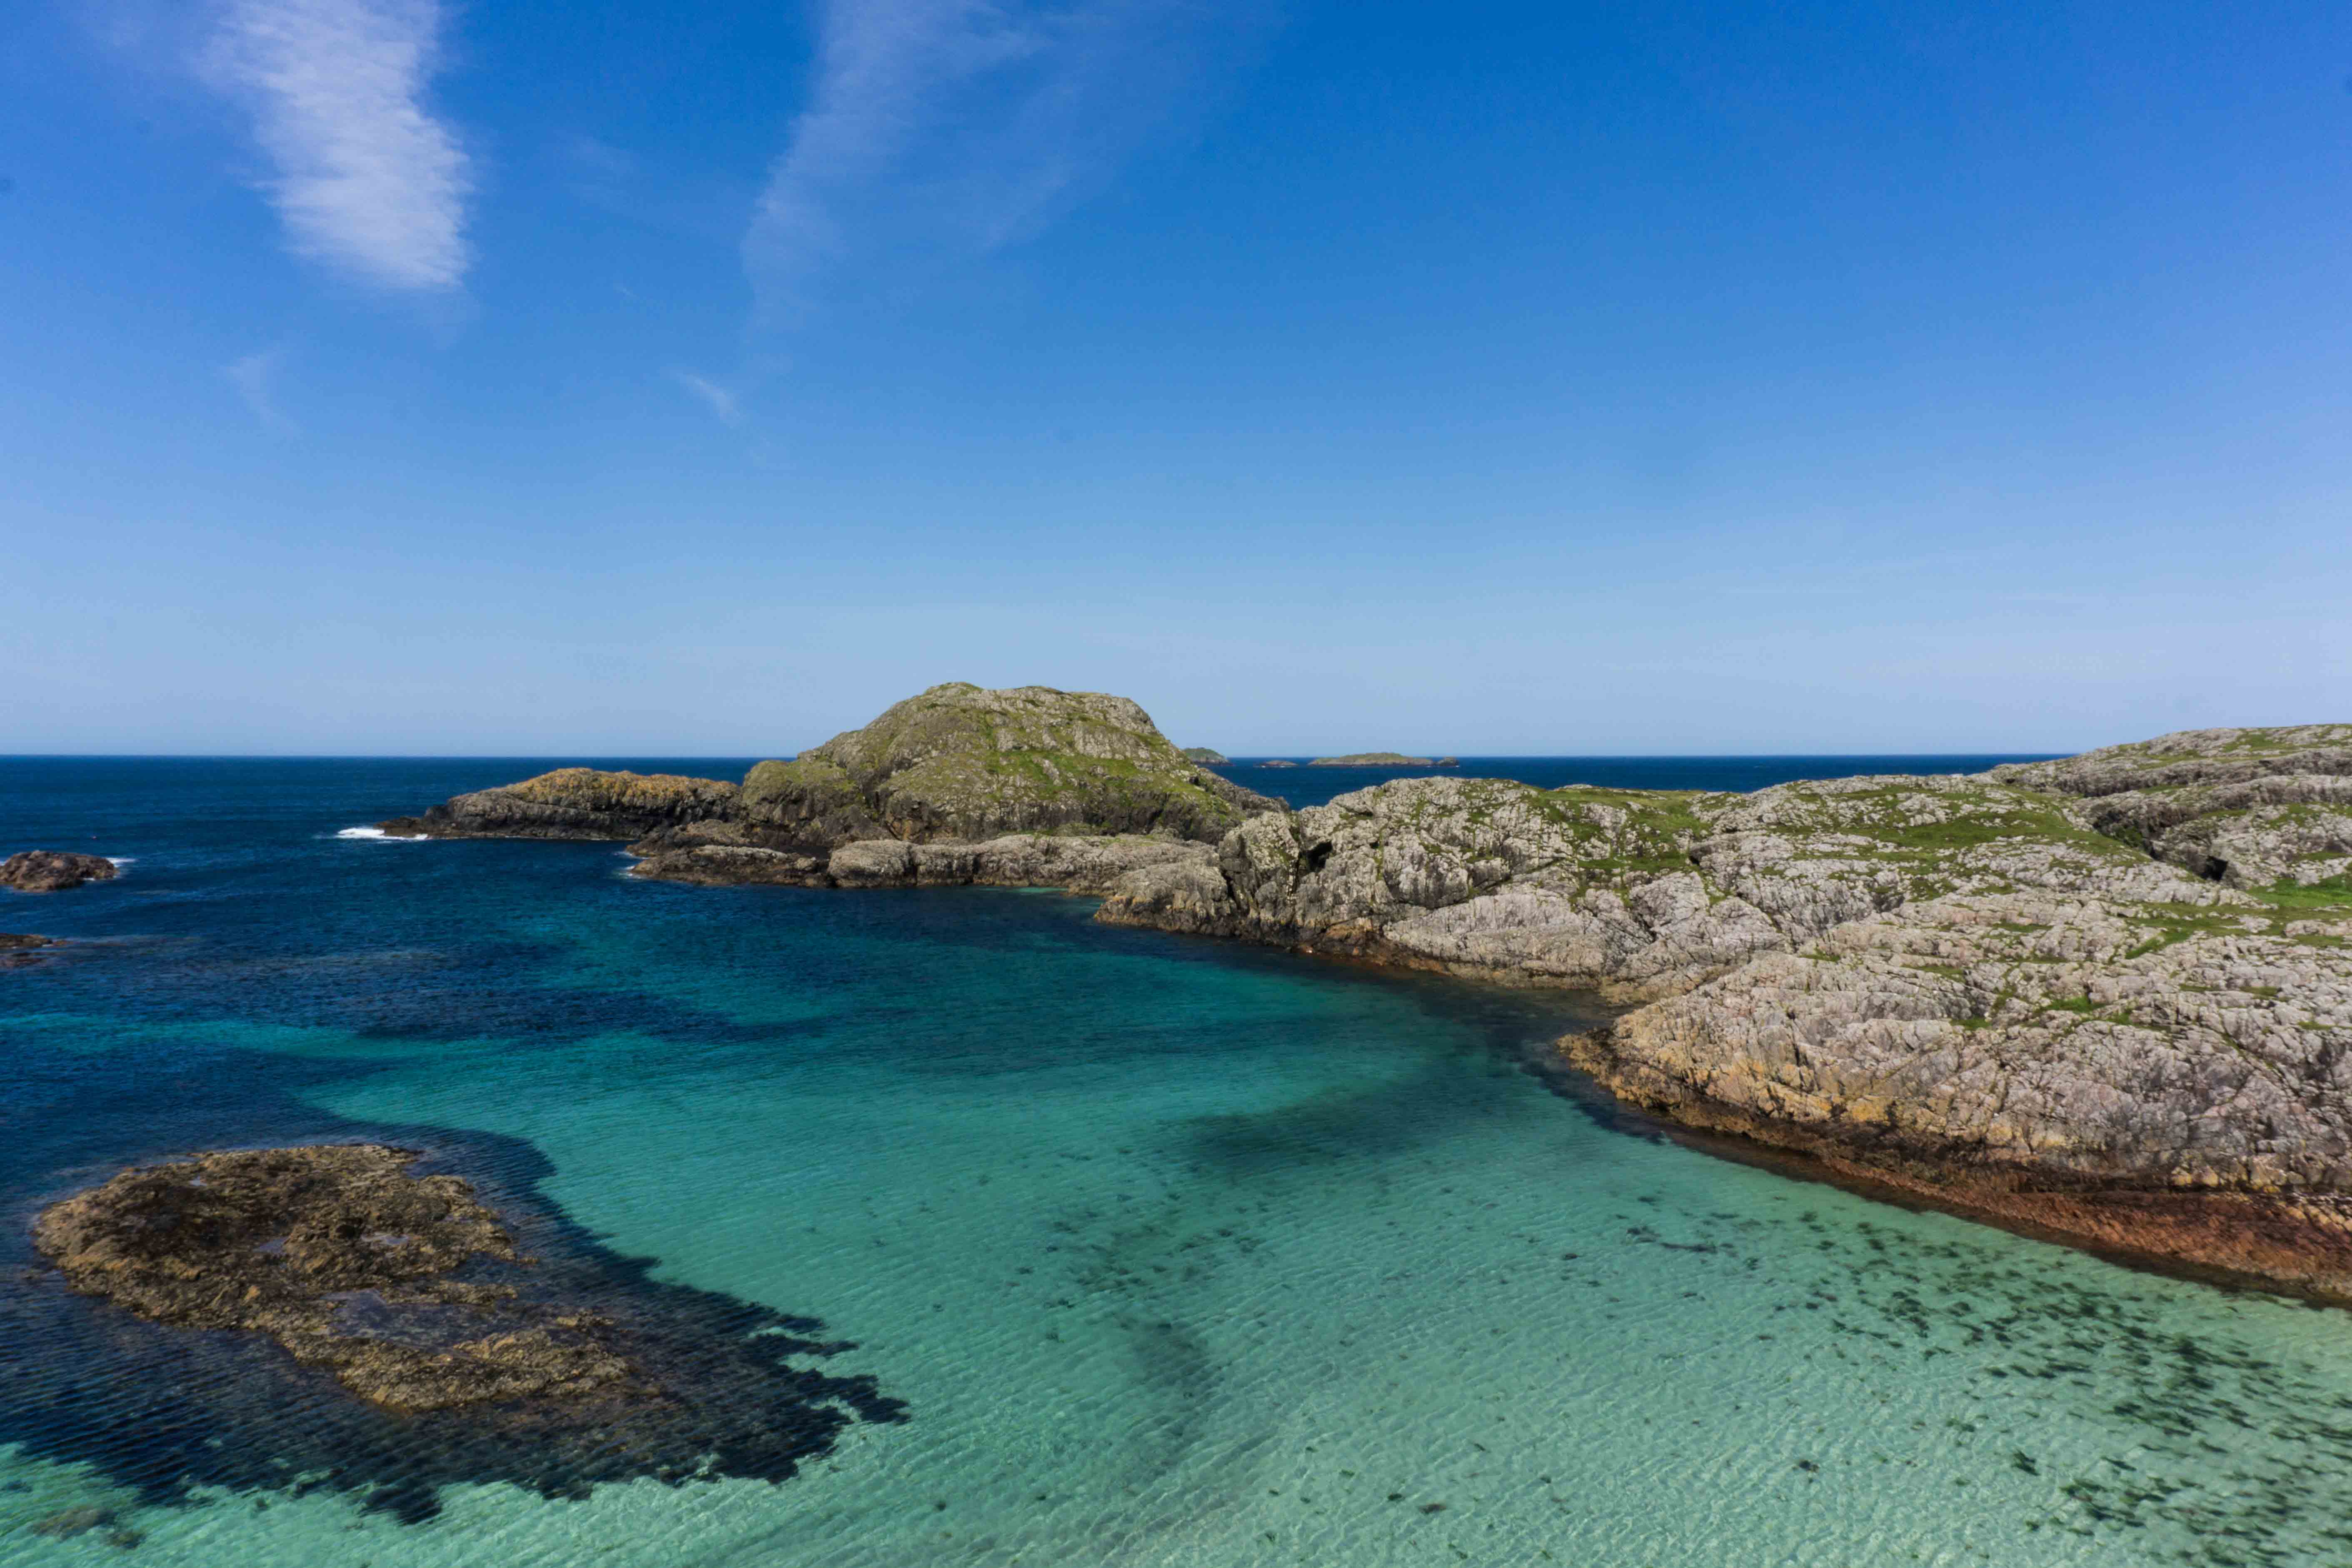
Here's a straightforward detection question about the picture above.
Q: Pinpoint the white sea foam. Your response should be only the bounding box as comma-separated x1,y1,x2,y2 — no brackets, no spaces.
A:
104,856,135,866
335,827,423,841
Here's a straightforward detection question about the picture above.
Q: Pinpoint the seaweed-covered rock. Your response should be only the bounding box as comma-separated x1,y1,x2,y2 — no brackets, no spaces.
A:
1,852,119,892
16,1139,905,1522
35,1145,631,1412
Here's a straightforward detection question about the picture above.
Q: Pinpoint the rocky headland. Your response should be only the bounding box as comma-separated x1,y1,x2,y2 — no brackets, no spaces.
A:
1,851,119,892
386,694,2352,1297
1180,746,1231,764
1096,723,2352,1296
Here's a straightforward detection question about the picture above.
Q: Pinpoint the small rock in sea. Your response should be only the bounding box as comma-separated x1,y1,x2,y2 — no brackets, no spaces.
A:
1419,1501,1448,1514
0,851,119,892
105,1527,146,1549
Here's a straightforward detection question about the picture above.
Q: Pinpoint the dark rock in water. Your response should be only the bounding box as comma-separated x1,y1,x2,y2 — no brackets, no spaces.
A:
1,851,119,892
13,1140,905,1521
378,769,740,843
1,932,55,950
31,1505,112,1537
1434,757,1460,767
36,1146,632,1412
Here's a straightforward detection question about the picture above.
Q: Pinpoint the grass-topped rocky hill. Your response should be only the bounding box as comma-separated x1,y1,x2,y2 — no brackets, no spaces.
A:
386,702,2352,1296
381,683,1282,890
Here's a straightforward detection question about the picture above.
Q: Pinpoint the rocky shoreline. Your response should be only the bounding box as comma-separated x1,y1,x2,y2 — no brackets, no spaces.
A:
381,689,2352,1299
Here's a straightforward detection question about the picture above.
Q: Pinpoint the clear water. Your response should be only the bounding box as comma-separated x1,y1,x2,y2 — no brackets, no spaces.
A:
2,757,2347,1568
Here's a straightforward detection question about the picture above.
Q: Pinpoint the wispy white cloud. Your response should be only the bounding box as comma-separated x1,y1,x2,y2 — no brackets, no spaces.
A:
205,0,471,291
746,0,1271,324
226,346,296,431
669,368,743,426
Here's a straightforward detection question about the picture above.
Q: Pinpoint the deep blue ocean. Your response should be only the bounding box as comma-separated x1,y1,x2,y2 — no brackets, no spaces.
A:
6,755,2352,1568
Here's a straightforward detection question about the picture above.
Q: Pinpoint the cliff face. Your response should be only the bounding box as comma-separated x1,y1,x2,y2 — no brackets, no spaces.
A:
1098,730,2352,1294
381,683,1284,887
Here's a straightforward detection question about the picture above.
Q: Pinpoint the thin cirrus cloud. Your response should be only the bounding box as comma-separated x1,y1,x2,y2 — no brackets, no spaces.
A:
668,369,744,426
744,0,1274,326
225,347,297,431
204,0,472,292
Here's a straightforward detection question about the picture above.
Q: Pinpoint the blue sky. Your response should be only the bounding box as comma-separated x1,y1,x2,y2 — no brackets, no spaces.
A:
4,0,2346,755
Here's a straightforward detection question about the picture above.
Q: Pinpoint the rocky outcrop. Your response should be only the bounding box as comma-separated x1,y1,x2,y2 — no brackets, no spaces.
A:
634,833,1214,893
1,933,54,951
36,1146,635,1412
1261,759,1298,769
1991,725,2352,892
1308,752,1436,767
379,768,739,842
1097,735,2352,1297
1180,747,1230,764
1,852,119,892
385,683,1283,887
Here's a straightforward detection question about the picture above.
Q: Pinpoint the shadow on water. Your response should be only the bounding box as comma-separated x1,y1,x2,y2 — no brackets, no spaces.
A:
0,1045,905,1524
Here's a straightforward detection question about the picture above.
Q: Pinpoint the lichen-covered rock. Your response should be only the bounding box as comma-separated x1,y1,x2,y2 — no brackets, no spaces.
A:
1097,738,2352,1294
381,768,739,841
634,833,1212,895
1,851,120,892
1990,726,2352,893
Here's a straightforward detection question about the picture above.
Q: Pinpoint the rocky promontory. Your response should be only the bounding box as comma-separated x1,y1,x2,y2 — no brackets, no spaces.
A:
1097,725,2352,1296
384,683,1284,889
1180,746,1230,764
2,851,120,892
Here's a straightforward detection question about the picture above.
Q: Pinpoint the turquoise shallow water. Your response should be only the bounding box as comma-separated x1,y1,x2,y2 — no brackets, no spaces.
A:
4,758,2350,1567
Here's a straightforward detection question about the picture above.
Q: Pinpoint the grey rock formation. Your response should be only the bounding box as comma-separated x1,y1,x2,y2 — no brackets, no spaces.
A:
1,851,120,892
633,834,1213,894
1097,738,2352,1296
1991,725,2352,891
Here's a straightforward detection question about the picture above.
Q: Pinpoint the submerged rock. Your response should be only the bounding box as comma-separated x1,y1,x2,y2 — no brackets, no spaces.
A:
20,1141,905,1521
37,1145,632,1411
1,851,119,892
